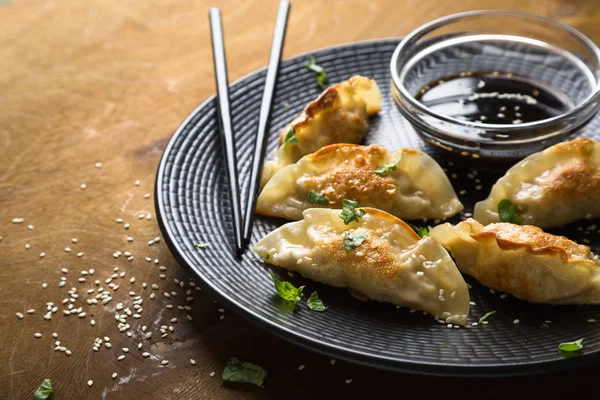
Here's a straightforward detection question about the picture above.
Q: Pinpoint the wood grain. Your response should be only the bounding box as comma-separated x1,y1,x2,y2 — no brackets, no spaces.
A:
1,0,600,398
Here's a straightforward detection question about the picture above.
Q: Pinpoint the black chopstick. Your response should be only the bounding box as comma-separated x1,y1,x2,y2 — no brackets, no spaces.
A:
209,8,245,255
242,0,291,246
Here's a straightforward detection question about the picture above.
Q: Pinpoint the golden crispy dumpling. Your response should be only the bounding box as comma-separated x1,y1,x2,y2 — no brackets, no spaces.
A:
260,76,382,187
474,138,600,228
430,218,600,304
256,143,463,221
254,207,470,325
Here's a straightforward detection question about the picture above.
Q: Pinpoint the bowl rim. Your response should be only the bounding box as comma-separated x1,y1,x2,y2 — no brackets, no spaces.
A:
390,10,600,131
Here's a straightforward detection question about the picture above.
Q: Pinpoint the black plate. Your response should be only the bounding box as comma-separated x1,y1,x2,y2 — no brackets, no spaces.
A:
155,39,600,376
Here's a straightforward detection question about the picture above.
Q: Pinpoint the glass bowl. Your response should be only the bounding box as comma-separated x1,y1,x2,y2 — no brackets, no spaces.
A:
390,10,600,159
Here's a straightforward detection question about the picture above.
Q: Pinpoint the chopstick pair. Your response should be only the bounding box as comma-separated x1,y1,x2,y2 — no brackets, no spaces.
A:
209,1,290,255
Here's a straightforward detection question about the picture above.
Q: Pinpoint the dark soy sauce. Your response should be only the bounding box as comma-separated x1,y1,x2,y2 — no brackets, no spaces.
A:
415,71,574,125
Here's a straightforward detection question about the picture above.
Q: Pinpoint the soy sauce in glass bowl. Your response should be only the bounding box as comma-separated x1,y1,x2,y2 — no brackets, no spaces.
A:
390,11,600,160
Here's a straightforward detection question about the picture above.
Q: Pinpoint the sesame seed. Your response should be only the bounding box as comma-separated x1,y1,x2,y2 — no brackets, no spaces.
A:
78,312,86,318
80,183,87,190
52,332,58,338
42,283,48,289
71,238,78,243
209,372,216,377
95,162,102,168
135,180,141,186
25,244,30,249
12,217,24,224
500,294,507,299
190,359,196,366
16,312,24,319
66,350,72,356
330,359,336,365
146,214,152,220
220,315,225,320
116,218,123,224
87,380,93,387
345,379,353,384
124,223,130,229
39,252,46,258
77,252,84,257
161,360,169,365
138,214,144,220
28,224,34,230
513,319,520,324
27,309,35,314
112,372,118,379
144,193,150,199
34,333,42,338
127,237,134,242
90,319,96,326
118,355,126,361
298,364,305,370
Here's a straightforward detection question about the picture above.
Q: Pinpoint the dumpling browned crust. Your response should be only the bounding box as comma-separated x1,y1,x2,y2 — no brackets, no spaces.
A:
430,218,600,304
474,138,600,228
256,143,463,221
260,76,382,187
254,208,470,325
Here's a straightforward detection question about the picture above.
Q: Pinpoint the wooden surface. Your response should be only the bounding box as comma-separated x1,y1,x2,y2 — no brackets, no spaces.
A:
1,0,600,398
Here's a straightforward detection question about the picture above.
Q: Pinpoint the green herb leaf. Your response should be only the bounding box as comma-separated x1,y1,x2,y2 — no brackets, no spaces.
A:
308,191,329,205
344,232,368,251
498,199,525,225
407,222,429,238
479,310,496,323
269,271,304,309
283,127,299,146
338,199,366,225
305,56,328,89
373,157,403,175
222,357,268,387
194,242,208,249
307,291,327,312
558,338,584,352
265,252,271,260
33,379,53,400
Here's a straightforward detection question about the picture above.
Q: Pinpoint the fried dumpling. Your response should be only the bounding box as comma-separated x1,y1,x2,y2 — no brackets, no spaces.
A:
260,75,382,187
256,143,463,221
254,207,470,325
430,218,600,304
474,138,600,228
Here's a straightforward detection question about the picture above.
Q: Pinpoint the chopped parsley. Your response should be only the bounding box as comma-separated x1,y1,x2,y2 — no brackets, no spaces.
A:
407,222,429,238
269,271,304,309
498,199,524,225
265,252,271,260
283,127,298,146
305,56,328,89
558,338,584,352
33,379,53,400
194,242,208,249
308,191,329,205
344,232,368,251
307,291,327,312
222,357,267,387
479,310,496,323
338,199,365,225
373,157,403,175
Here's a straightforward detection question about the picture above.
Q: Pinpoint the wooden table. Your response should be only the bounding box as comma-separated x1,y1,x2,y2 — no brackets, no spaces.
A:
1,0,600,398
